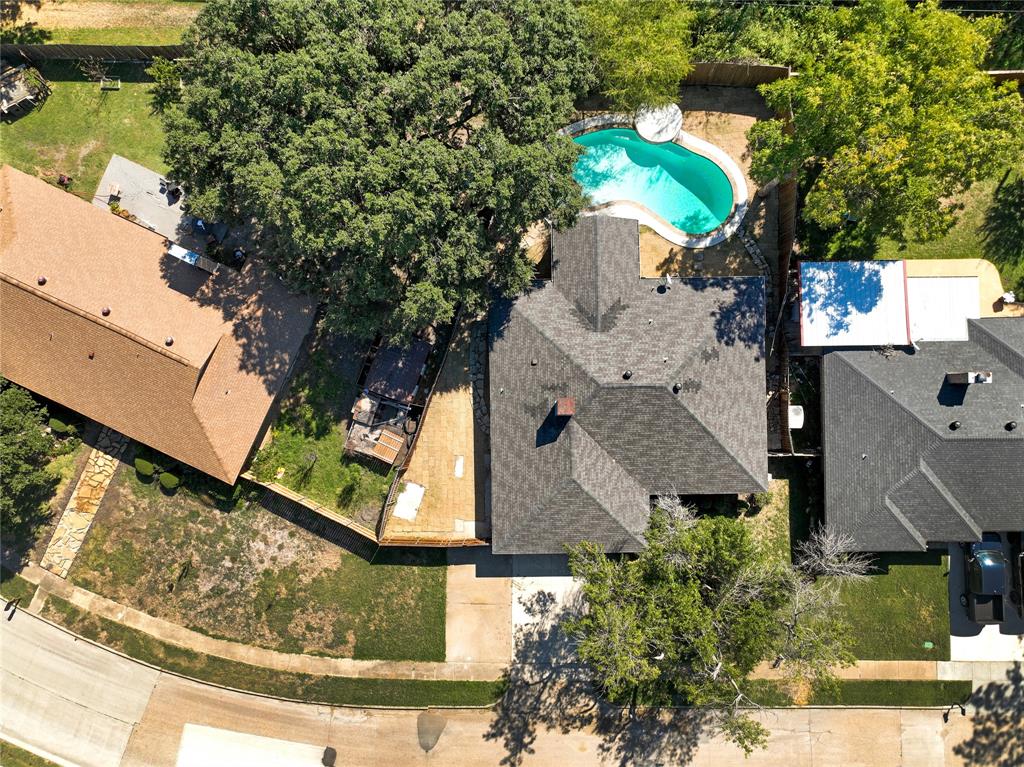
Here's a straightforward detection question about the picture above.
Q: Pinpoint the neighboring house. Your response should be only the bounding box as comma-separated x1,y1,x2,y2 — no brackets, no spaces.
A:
822,317,1024,552
488,217,768,554
0,165,316,484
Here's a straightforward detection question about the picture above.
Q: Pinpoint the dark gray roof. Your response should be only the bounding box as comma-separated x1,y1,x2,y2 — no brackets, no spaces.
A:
489,217,768,554
822,317,1024,552
366,338,432,405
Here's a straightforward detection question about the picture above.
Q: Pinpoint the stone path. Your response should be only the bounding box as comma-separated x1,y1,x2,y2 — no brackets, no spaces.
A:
39,427,128,579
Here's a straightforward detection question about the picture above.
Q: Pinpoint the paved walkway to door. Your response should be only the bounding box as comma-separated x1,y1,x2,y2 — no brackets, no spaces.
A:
39,427,128,578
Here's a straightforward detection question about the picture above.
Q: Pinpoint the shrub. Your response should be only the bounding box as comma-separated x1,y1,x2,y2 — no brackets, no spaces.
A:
752,490,774,511
134,458,155,477
48,417,71,434
159,472,180,491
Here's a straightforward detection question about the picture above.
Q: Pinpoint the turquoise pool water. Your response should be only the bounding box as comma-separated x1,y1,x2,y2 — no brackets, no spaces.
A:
573,128,734,235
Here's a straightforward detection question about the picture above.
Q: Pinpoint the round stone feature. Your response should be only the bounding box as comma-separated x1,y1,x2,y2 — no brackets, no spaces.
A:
634,103,683,143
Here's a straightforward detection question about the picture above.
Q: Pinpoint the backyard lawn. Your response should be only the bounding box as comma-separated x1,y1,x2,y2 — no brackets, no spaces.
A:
252,330,393,528
876,167,1024,294
828,552,951,661
68,464,446,661
3,0,200,46
0,62,166,201
45,27,188,45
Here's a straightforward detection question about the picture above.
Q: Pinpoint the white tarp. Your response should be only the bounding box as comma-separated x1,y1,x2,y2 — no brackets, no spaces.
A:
906,276,980,342
800,260,911,347
392,481,426,521
176,724,327,767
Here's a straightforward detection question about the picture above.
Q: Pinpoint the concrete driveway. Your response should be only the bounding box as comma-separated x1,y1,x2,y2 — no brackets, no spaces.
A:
946,542,1024,662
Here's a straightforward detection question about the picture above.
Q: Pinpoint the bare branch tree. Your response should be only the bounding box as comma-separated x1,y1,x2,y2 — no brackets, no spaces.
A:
654,495,698,530
76,57,109,83
795,525,873,581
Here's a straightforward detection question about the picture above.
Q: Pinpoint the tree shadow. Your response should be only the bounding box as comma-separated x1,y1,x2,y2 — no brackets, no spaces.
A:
155,257,316,396
684,276,765,352
954,662,1024,767
980,174,1024,274
485,589,708,767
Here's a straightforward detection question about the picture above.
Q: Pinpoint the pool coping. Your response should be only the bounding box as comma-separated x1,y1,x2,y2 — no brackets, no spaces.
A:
561,113,749,249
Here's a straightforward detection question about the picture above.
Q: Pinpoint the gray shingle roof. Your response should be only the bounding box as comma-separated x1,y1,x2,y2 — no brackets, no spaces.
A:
822,317,1024,551
489,217,768,554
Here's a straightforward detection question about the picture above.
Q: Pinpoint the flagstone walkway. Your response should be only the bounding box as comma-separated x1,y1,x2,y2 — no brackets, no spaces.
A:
39,427,128,579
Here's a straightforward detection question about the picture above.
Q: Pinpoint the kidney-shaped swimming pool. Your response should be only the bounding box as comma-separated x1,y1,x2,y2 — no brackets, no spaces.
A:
573,128,735,236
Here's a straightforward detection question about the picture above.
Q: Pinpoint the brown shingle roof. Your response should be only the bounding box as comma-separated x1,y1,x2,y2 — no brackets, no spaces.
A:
0,165,316,482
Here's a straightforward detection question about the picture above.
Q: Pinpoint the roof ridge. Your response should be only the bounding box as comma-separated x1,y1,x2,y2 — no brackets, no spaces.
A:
968,319,1024,379
568,421,649,539
830,351,947,440
590,217,603,332
0,274,196,368
562,477,645,550
917,459,982,538
510,297,602,401
881,497,927,549
188,333,240,479
578,382,767,492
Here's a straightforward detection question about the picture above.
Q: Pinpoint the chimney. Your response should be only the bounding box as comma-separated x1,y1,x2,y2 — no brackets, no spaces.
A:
556,397,575,417
946,371,993,385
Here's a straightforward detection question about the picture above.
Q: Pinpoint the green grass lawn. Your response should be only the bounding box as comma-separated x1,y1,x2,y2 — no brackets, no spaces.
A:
829,552,951,661
252,331,393,527
0,62,165,201
43,595,499,707
0,741,60,767
876,168,1024,294
0,568,37,604
46,27,187,45
69,463,445,661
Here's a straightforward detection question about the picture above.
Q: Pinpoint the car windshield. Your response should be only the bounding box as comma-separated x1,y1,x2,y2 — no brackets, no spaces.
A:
977,550,1004,566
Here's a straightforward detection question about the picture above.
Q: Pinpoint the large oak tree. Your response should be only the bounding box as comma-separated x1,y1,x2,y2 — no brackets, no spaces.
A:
160,0,593,338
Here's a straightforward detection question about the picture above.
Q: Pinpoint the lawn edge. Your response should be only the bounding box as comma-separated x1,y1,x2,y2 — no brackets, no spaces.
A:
29,602,502,710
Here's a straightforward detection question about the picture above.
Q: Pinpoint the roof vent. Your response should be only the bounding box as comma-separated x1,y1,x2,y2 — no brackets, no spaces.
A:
623,370,633,380
164,336,174,347
101,307,111,317
946,371,993,385
1007,421,1018,432
37,276,46,286
530,358,537,366
556,397,575,417
672,382,682,394
949,420,961,431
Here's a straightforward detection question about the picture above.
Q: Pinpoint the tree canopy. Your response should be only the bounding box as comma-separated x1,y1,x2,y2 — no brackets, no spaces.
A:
0,380,57,531
580,0,693,111
566,501,861,754
748,0,1024,246
159,0,593,339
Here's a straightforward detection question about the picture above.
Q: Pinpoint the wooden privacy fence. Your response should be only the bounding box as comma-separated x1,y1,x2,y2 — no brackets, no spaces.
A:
1,43,185,65
684,62,791,87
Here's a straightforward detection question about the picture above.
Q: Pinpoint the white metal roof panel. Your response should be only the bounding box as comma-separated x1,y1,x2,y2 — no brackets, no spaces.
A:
800,260,911,347
906,276,980,342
